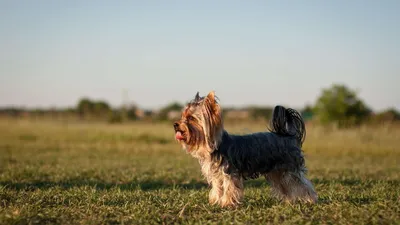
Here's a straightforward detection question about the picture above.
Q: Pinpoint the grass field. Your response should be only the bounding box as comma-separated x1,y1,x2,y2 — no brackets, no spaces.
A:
0,119,399,224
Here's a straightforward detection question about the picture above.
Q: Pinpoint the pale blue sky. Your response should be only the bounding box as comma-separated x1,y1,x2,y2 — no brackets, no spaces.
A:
0,0,399,111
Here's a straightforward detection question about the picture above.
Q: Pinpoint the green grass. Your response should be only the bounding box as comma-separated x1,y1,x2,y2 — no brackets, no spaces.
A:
0,119,399,224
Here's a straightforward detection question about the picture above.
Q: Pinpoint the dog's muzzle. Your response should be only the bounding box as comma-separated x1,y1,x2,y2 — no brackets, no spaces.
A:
173,122,179,131
173,122,185,141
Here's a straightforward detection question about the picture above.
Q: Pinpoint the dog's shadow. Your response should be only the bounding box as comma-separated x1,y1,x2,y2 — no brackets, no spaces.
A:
0,177,274,192
2,177,394,191
0,179,206,191
2,178,392,209
1,178,395,207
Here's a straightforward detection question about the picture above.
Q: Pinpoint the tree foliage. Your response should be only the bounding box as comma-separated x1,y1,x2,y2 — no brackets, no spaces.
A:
371,108,400,124
313,84,371,127
301,104,314,121
77,98,111,118
157,102,183,121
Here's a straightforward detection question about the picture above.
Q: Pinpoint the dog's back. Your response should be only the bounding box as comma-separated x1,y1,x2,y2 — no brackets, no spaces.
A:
216,131,306,180
215,105,307,178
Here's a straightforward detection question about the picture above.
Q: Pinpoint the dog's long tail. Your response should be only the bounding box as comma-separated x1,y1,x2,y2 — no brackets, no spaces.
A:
269,105,306,147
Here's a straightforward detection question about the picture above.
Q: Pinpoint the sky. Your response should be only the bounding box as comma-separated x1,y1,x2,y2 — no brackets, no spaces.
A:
0,0,399,111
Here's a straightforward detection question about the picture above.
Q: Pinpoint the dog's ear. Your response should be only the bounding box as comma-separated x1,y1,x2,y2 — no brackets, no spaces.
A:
204,91,219,113
204,91,222,149
205,91,216,105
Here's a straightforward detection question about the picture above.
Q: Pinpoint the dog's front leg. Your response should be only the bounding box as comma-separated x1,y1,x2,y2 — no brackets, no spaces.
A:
208,177,223,205
220,174,244,208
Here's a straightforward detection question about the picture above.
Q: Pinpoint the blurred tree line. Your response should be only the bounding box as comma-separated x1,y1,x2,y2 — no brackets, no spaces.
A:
0,83,399,127
76,98,147,123
77,98,111,119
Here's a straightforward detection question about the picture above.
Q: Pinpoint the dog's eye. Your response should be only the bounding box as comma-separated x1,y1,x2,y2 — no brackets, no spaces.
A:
187,116,195,121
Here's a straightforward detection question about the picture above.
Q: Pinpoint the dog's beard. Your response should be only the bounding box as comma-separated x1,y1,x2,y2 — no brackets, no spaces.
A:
175,122,207,152
175,120,224,161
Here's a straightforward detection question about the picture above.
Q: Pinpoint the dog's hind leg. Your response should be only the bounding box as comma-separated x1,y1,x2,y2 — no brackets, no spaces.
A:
294,171,318,203
281,171,318,203
266,170,318,204
265,171,290,202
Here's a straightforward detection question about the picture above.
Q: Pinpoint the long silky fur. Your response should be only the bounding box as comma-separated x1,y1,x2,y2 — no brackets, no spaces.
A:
173,92,317,207
213,130,306,180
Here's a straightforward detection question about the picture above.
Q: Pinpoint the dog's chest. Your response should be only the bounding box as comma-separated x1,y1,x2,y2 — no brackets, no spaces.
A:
198,158,220,183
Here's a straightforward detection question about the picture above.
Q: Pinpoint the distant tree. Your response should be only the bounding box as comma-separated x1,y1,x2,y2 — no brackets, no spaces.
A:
64,107,76,114
77,98,94,118
108,110,123,123
126,104,140,121
77,98,111,119
157,102,183,121
371,108,400,124
313,84,372,127
93,101,111,116
301,104,314,121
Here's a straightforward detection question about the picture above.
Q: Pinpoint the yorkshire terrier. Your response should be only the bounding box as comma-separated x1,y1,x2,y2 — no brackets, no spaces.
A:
173,91,318,208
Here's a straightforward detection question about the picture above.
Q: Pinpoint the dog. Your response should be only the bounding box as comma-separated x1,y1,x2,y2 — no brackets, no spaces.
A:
173,91,318,208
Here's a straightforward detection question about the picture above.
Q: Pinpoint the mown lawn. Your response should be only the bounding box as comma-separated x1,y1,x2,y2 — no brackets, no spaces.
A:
0,119,399,224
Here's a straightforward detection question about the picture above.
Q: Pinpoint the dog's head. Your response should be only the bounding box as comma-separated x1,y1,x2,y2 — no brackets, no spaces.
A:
173,91,223,153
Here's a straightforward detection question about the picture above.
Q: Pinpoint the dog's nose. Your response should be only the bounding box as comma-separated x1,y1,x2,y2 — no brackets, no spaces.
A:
173,122,179,130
